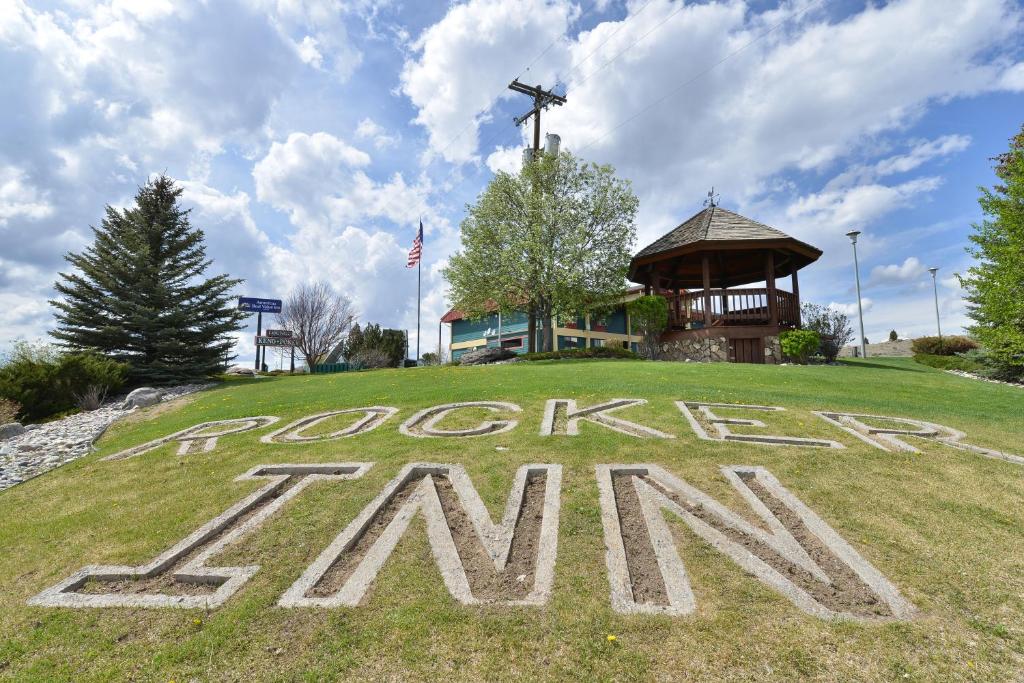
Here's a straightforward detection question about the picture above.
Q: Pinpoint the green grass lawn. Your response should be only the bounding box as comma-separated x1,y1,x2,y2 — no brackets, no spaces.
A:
1,357,1022,681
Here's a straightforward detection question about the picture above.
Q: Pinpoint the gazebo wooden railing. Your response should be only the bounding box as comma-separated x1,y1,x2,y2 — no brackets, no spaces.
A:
667,288,799,329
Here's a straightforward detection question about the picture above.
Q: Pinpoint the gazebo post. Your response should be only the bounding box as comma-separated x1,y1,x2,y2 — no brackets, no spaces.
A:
792,266,801,328
765,251,778,325
701,254,712,327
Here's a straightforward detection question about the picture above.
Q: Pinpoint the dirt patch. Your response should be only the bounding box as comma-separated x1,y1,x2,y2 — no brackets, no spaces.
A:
610,474,669,605
307,471,550,602
433,473,545,601
644,474,890,618
76,475,299,597
307,476,421,598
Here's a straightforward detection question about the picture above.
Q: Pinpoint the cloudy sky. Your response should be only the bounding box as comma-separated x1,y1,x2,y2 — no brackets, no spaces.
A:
2,0,1022,362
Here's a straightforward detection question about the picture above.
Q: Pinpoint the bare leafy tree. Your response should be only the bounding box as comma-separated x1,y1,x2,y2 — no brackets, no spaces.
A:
276,282,356,368
801,303,854,362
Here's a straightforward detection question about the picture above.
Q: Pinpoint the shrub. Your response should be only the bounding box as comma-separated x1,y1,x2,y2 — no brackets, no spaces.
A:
73,385,108,411
0,397,20,424
0,343,128,421
780,329,821,364
349,348,391,370
911,336,978,356
801,303,854,363
889,330,898,342
519,346,639,362
913,353,985,373
958,348,1024,382
343,323,406,367
627,295,668,360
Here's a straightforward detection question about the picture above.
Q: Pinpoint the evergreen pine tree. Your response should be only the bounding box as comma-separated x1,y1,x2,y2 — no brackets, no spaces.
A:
51,175,246,384
959,125,1024,376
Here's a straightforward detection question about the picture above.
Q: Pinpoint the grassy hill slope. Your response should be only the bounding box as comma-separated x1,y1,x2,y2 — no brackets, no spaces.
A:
1,358,1022,681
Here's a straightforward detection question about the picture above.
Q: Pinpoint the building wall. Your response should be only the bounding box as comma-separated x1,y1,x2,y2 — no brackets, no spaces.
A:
449,303,641,359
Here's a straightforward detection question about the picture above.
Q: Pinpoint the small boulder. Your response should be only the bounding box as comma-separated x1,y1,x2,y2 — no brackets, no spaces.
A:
123,387,165,409
0,423,26,441
458,348,517,366
225,366,255,376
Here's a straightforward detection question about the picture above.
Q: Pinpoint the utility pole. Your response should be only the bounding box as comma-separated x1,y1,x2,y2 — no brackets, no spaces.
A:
509,80,566,155
508,79,566,353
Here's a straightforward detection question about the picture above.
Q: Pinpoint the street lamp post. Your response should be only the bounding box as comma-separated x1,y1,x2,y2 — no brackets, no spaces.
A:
928,266,942,346
846,230,867,359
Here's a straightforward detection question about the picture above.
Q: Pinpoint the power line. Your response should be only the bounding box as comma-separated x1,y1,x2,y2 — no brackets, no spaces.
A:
572,0,688,88
576,0,827,155
433,11,582,162
557,0,659,84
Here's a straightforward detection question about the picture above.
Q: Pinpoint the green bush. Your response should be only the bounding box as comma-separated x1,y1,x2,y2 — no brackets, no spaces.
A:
780,329,821,364
627,295,668,360
913,353,985,373
0,343,128,421
911,336,978,356
519,346,638,362
958,348,1024,382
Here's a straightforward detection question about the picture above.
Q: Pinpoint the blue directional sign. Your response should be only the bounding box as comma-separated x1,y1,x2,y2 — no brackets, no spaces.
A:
237,297,282,313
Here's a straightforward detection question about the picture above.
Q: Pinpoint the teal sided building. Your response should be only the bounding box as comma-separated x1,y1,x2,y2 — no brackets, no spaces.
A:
441,292,643,360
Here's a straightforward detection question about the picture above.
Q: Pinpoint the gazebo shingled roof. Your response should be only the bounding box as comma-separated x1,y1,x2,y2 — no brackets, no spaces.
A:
628,206,821,290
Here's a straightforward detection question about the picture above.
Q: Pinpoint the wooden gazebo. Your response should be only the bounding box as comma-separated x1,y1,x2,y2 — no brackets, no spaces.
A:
628,206,822,363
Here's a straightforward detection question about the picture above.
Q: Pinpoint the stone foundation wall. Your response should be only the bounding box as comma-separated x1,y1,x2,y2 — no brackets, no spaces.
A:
659,334,782,364
660,336,729,362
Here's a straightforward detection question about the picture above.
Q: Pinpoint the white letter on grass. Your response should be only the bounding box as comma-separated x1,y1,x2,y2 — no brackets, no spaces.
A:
29,463,372,608
102,416,280,460
261,407,398,443
278,463,561,607
540,399,674,438
596,464,914,620
399,402,521,437
813,411,1024,465
677,402,843,448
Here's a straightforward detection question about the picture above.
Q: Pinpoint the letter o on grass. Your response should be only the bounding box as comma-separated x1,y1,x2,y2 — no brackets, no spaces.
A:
399,402,522,438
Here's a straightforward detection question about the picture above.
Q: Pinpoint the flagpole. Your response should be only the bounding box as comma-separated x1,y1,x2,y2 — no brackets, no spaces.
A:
416,221,422,364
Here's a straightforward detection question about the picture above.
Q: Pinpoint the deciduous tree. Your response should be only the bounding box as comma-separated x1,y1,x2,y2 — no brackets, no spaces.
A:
801,303,854,363
445,151,638,352
277,282,355,368
627,295,668,360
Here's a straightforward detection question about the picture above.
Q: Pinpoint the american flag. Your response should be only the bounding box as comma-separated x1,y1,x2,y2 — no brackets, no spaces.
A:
406,221,423,268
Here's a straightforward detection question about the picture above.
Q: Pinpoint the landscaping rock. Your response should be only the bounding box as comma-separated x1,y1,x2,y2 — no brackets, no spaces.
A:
124,387,165,409
226,366,255,376
0,382,213,492
458,348,517,365
0,423,26,441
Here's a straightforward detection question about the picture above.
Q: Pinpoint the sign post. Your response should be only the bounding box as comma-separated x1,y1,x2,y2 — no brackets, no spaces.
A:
237,297,283,372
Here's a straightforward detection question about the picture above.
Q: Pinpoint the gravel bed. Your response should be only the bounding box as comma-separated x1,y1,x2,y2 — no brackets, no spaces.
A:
0,384,213,491
946,369,1023,388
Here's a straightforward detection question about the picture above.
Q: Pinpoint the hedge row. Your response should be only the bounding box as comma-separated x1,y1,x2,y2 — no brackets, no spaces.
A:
911,336,978,356
0,344,129,421
912,353,985,373
518,346,639,362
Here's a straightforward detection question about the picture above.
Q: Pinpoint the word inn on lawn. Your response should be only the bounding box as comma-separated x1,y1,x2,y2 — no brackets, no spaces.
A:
29,400,1016,619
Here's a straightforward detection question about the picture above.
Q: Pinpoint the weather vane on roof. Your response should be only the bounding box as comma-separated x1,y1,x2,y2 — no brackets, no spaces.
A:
703,187,720,208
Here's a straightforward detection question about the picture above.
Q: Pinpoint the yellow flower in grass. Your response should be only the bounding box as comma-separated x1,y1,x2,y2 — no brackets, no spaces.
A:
606,634,617,642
